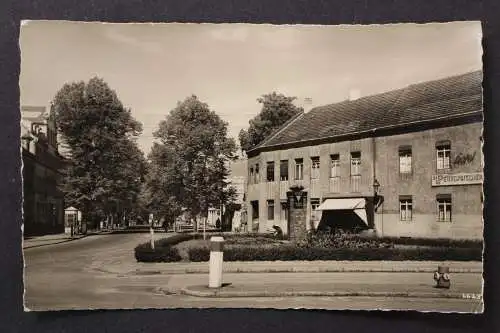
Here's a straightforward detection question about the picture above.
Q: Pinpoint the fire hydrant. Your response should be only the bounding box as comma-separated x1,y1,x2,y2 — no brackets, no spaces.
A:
433,266,451,289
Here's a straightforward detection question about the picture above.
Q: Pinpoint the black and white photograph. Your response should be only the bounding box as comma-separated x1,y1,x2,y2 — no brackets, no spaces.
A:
20,20,484,313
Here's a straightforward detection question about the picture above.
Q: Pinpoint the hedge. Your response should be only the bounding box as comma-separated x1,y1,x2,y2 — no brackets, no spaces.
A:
134,233,202,262
371,236,483,249
134,245,182,262
188,245,482,262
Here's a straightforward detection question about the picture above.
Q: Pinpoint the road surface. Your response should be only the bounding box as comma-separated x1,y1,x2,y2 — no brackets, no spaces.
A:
23,233,483,312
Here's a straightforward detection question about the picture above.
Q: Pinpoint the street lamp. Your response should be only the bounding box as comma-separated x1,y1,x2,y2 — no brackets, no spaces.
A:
373,178,380,194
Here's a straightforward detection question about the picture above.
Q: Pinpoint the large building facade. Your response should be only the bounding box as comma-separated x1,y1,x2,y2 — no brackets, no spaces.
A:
245,71,483,240
21,106,66,236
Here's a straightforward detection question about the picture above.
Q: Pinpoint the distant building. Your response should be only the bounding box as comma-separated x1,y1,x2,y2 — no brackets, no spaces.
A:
205,158,248,231
245,71,483,240
227,158,247,231
21,106,66,236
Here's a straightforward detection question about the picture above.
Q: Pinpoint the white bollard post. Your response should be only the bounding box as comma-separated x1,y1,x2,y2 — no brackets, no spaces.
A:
209,236,224,288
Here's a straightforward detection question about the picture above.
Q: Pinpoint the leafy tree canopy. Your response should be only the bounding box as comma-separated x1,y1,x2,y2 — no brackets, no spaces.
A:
239,92,303,152
52,77,146,226
148,95,237,231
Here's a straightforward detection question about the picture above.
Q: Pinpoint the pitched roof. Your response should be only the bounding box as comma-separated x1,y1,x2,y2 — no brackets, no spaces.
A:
21,106,48,122
250,70,483,153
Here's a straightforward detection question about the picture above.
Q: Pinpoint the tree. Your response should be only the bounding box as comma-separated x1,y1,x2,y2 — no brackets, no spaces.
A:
239,92,303,152
139,153,183,228
52,77,145,230
149,95,237,235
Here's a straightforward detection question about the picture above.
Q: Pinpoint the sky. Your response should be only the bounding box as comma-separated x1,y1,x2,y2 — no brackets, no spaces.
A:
19,21,483,154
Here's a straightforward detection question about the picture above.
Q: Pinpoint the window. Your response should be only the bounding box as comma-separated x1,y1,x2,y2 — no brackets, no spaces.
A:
350,152,361,192
399,196,413,221
350,152,361,175
280,160,289,181
249,167,254,184
280,201,288,221
311,157,320,179
251,201,259,219
311,198,321,222
399,146,412,174
437,194,452,222
295,158,304,180
436,141,451,170
330,154,340,178
255,164,259,183
267,200,275,220
266,162,275,182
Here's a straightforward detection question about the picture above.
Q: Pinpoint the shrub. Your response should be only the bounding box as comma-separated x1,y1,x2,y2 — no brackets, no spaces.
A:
188,246,211,262
187,245,481,262
134,244,182,262
134,233,202,262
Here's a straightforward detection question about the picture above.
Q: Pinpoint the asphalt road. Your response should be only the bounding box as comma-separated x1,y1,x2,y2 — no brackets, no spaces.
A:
23,233,483,312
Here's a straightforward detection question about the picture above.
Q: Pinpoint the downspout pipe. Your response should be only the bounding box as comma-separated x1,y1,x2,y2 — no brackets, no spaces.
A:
371,128,384,234
371,129,377,229
372,128,377,188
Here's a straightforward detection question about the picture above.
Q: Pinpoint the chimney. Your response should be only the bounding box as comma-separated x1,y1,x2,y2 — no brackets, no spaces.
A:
348,89,361,101
303,97,313,113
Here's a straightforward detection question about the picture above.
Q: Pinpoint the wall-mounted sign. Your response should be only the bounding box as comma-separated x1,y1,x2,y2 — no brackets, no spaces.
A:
453,152,476,167
431,172,483,187
293,192,307,208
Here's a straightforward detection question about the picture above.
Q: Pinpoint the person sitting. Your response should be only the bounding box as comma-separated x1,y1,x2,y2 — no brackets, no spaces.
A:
272,225,283,239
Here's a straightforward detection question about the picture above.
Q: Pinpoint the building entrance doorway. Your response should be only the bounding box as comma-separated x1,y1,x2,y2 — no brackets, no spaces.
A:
315,197,371,232
317,209,369,232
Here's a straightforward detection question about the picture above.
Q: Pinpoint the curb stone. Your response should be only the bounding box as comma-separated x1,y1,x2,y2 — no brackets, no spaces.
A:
23,235,88,249
179,286,479,299
94,266,482,276
125,267,482,275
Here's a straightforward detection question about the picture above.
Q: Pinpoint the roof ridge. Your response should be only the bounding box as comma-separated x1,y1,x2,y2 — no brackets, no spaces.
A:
317,70,482,109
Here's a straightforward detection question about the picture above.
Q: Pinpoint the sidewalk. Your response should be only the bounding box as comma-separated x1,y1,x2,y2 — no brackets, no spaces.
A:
156,270,483,300
23,230,111,249
93,259,483,276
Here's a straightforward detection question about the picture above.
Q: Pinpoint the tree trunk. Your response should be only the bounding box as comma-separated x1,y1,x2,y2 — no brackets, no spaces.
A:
193,215,198,233
203,215,207,240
